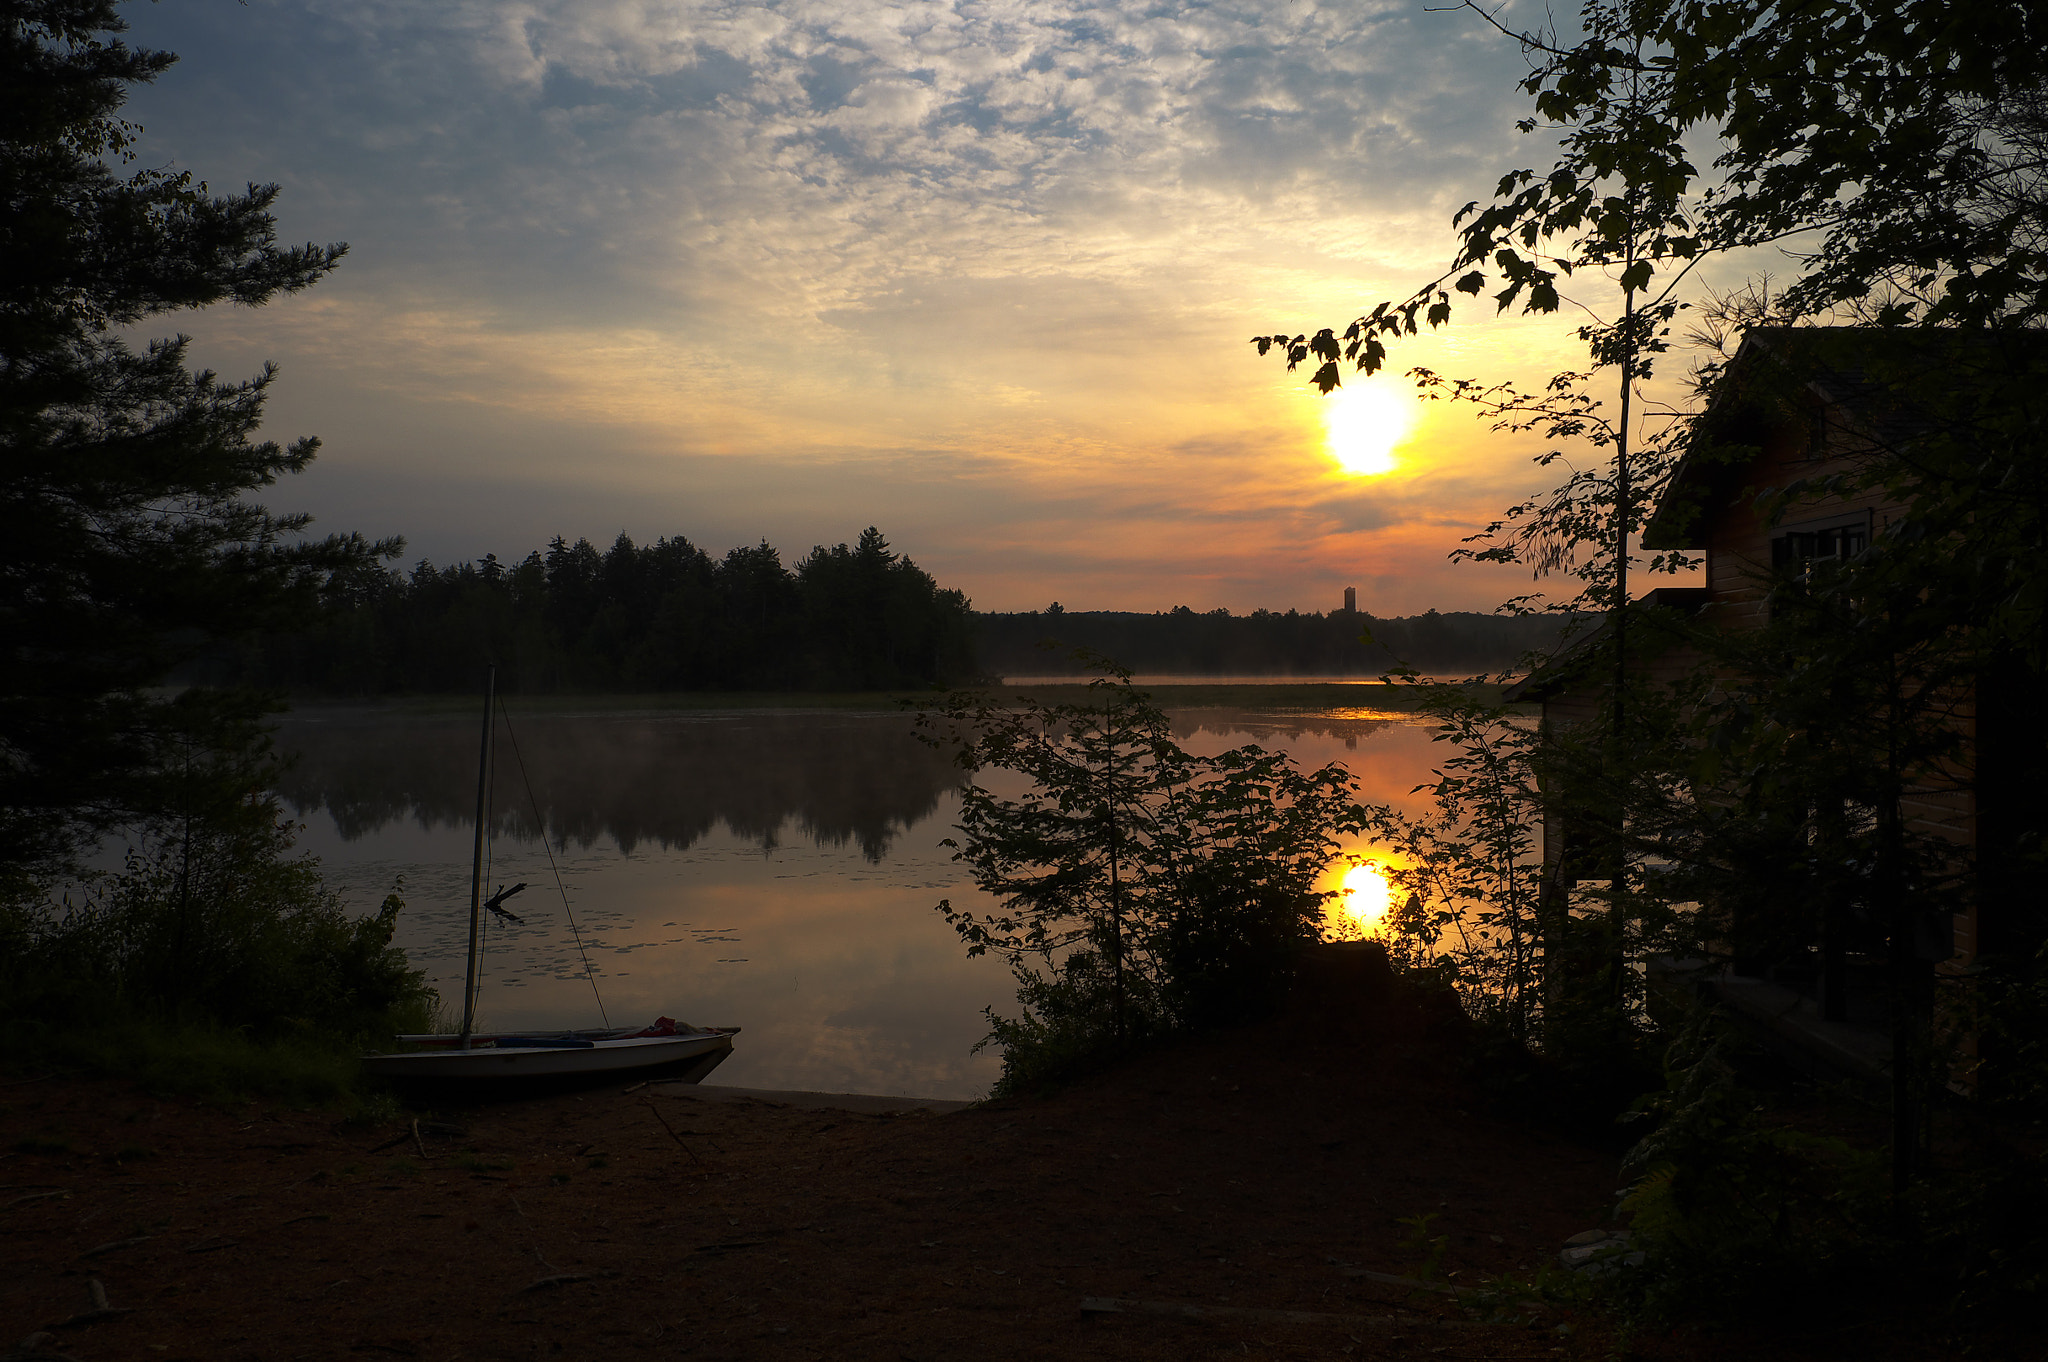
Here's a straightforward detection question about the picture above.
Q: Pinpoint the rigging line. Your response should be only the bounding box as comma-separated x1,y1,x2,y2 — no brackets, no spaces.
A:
496,693,610,1029
478,734,496,1032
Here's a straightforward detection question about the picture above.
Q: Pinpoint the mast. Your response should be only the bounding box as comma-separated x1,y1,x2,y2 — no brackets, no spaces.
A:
459,664,497,1047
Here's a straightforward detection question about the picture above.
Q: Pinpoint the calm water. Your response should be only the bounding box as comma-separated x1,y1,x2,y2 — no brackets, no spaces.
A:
275,701,1445,1099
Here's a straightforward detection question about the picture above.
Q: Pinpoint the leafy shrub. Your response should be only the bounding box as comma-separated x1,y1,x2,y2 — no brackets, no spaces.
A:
923,662,1365,1090
978,948,1166,1097
1612,1016,1889,1321
3,810,436,1087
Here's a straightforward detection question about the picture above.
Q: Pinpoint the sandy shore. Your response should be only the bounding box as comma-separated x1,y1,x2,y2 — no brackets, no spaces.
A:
1,1006,1964,1361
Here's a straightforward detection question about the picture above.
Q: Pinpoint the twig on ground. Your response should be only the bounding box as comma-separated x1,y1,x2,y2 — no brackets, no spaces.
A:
519,1272,601,1292
80,1235,152,1258
1341,1268,1466,1296
4,1190,70,1211
410,1121,427,1161
182,1236,239,1254
1078,1298,1491,1330
640,1099,705,1166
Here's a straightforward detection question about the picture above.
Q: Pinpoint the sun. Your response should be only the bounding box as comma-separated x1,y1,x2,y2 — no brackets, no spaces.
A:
1323,382,1415,476
1337,861,1395,932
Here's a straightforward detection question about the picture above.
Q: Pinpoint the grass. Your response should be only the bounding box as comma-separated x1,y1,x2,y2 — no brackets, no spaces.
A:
9,1014,379,1110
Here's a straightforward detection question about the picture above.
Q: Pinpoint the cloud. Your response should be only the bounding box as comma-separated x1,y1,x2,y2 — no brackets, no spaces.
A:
123,0,1589,613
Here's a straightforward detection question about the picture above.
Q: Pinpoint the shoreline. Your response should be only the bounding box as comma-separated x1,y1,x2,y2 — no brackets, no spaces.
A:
273,680,1514,720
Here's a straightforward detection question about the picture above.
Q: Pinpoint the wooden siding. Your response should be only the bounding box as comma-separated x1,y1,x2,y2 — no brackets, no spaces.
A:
1537,381,1982,970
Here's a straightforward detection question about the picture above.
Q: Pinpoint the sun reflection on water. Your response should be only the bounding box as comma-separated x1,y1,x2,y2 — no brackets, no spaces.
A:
1326,854,1399,937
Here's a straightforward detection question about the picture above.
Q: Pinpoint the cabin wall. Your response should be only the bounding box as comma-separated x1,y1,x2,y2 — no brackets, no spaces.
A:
1700,406,1899,628
1535,392,1981,976
1696,401,1978,971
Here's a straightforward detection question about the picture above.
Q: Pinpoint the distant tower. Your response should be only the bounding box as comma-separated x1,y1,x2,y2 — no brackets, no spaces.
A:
1343,586,1357,614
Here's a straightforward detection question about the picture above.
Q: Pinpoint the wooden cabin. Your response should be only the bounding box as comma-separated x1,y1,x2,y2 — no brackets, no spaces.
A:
1507,327,2047,1091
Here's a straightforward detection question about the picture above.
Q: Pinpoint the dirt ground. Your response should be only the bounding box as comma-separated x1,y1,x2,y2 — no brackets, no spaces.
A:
0,992,2010,1362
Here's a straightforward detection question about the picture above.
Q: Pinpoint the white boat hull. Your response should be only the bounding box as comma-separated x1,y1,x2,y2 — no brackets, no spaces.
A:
362,1028,735,1082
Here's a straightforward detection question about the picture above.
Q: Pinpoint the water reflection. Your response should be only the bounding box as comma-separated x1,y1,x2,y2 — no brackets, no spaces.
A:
270,703,1445,1098
275,707,962,861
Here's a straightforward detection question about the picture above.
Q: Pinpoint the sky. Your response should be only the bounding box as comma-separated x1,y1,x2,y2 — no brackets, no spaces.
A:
119,0,1634,615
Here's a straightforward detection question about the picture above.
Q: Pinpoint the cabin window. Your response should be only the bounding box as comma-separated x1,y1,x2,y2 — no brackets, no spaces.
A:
1771,522,1868,572
1768,512,1872,617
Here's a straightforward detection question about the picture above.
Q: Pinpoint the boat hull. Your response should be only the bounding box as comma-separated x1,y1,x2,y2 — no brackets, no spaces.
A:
362,1029,734,1082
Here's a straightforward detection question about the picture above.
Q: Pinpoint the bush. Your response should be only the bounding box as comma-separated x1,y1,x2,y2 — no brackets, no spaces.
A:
979,948,1168,1097
3,809,436,1094
1613,1017,1890,1322
922,663,1365,1090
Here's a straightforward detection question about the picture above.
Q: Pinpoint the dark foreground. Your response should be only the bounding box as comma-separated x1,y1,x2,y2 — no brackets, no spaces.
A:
0,1015,1998,1362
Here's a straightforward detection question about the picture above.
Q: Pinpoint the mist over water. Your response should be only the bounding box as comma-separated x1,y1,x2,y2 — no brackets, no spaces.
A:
276,703,1442,1099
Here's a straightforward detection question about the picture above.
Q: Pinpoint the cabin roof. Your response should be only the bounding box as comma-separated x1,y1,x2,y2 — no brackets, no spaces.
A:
1640,326,2044,550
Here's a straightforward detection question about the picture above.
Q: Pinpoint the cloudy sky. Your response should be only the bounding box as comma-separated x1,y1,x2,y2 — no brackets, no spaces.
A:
122,0,1618,614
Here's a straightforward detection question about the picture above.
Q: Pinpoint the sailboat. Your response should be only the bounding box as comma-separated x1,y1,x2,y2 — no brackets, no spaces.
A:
361,667,737,1086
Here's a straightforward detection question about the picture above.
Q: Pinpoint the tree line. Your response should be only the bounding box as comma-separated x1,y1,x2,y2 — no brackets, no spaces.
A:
227,549,1566,695
974,606,1573,678
226,527,978,695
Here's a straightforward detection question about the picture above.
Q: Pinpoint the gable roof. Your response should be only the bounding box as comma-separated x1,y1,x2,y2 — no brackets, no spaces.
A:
1640,326,2047,550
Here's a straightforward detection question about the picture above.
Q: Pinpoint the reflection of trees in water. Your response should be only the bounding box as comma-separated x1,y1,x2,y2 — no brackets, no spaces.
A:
273,711,963,862
1168,709,1399,751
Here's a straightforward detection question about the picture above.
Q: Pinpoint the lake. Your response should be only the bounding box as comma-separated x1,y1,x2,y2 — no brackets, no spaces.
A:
274,696,1449,1100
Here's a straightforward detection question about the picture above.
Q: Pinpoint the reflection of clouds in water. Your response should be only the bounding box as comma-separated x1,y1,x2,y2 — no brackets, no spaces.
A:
289,705,1443,1097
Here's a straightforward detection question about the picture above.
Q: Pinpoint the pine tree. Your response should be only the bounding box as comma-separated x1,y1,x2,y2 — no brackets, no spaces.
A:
1,1,391,885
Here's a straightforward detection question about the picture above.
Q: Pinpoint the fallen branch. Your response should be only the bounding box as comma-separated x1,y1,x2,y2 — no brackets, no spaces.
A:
519,1272,605,1293
182,1237,239,1254
640,1099,705,1166
1340,1268,1464,1296
1339,1269,1543,1312
1078,1297,1490,1330
80,1235,152,1259
5,1190,70,1212
411,1120,427,1161
1,1071,72,1087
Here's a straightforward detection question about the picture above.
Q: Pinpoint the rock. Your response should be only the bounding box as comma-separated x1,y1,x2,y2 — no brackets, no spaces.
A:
1559,1229,1640,1274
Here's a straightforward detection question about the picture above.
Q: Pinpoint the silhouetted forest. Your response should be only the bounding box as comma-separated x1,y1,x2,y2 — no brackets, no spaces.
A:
232,527,978,695
227,525,1574,695
976,605,1575,678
